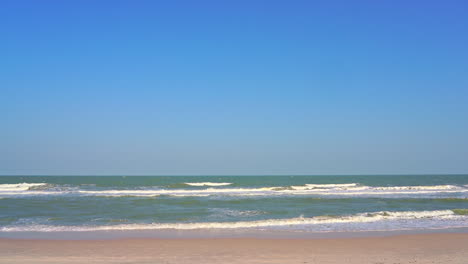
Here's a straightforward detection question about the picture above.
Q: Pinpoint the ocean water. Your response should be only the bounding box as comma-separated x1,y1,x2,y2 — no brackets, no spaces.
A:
1,175,467,234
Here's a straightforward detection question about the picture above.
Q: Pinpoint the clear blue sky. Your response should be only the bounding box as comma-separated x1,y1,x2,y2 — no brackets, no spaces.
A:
1,0,468,175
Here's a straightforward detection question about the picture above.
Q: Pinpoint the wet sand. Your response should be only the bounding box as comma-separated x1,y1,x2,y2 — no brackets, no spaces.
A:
1,233,467,263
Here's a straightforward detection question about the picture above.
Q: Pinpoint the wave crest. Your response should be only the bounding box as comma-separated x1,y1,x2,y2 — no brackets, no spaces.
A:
1,183,466,198
1,210,466,232
184,182,232,186
0,183,47,191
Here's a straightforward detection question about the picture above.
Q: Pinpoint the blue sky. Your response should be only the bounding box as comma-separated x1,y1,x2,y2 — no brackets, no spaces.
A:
1,0,468,175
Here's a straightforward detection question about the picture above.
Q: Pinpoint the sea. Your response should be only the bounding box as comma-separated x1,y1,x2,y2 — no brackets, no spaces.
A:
1,175,467,237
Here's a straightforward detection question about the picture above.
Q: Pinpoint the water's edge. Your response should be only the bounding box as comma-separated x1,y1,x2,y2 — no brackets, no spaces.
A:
2,227,468,240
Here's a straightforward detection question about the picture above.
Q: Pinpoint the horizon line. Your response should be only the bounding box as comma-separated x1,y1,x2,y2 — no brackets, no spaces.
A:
1,173,467,177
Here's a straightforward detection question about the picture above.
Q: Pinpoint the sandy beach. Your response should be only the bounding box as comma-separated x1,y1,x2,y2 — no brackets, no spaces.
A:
1,233,467,264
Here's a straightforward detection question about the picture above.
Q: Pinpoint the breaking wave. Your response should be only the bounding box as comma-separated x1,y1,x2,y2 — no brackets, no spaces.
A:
1,210,466,232
0,183,47,192
1,183,467,198
184,182,232,186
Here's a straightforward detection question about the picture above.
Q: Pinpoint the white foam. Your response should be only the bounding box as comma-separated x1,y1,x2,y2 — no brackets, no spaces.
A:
0,183,466,198
77,187,278,196
185,182,232,186
368,185,459,191
1,210,465,232
289,184,465,194
305,183,359,188
0,183,46,191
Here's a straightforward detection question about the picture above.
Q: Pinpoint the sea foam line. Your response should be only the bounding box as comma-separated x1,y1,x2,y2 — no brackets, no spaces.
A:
1,210,466,232
78,186,468,197
0,183,47,191
184,182,232,186
1,184,467,198
304,183,358,188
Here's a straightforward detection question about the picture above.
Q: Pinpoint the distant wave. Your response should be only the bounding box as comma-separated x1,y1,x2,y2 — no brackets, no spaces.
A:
184,182,232,186
289,184,461,192
67,184,468,198
1,209,466,232
302,183,359,188
1,183,467,198
0,183,46,192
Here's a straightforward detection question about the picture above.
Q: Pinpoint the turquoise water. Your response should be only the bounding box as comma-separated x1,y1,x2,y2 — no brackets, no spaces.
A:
1,175,467,233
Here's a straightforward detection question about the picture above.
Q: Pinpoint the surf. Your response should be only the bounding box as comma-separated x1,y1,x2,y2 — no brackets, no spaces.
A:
184,182,233,186
1,209,466,232
1,183,466,198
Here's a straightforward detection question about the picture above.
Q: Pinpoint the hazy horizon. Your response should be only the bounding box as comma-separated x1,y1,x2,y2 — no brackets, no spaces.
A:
1,174,467,177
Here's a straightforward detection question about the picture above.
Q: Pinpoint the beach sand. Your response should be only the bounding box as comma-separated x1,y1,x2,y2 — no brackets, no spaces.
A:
0,233,467,264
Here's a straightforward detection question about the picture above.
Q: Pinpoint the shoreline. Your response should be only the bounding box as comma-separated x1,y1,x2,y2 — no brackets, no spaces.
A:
1,233,467,263
1,226,468,240
0,227,468,240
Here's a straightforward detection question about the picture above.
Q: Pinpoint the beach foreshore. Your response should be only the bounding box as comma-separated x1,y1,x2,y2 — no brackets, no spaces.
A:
1,233,467,264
